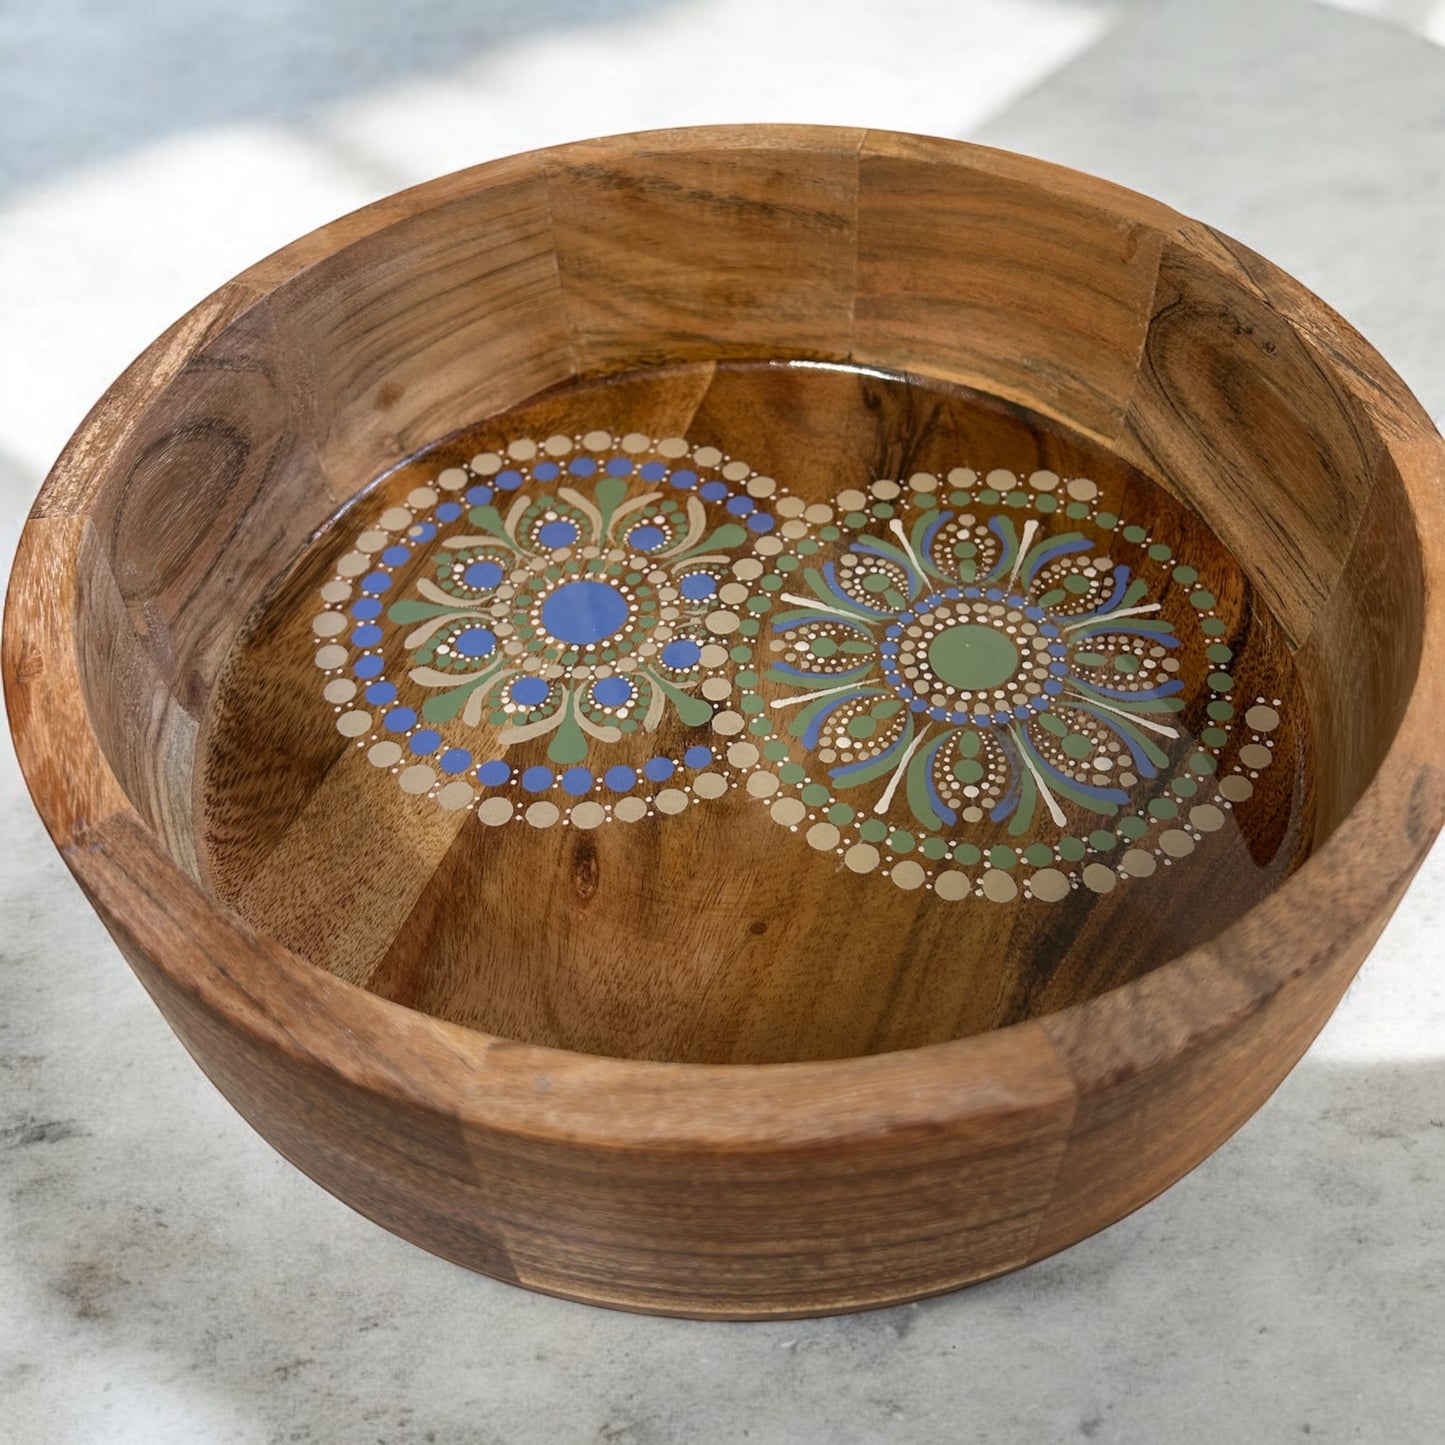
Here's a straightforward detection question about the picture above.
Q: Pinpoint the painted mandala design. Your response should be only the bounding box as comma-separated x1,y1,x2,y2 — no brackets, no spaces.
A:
311,434,1281,902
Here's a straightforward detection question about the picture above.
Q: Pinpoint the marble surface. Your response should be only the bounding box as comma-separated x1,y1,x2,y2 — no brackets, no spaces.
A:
2,1,1443,1440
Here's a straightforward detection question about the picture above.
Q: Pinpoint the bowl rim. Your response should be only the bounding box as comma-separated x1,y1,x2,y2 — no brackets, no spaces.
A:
6,123,1444,1151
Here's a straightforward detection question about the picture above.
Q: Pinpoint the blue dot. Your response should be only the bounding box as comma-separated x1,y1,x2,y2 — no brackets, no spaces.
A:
351,624,382,647
606,457,634,476
662,639,701,670
537,519,579,548
699,481,727,501
351,597,382,620
477,760,511,787
522,765,554,793
592,676,633,707
435,501,463,523
353,656,384,678
726,495,755,516
680,573,716,601
1014,706,1031,719
747,512,775,533
410,729,441,755
496,469,524,491
639,461,668,482
440,748,472,774
986,588,1004,601
511,676,550,707
361,572,391,594
628,524,667,553
1050,662,1069,675
409,523,436,543
541,580,629,645
644,756,675,783
464,559,504,590
684,746,713,769
910,698,928,712
1044,680,1065,695
385,707,417,732
365,681,397,705
562,766,594,796
455,627,496,658
567,455,597,477
465,484,494,505
533,460,559,482
1025,606,1045,621
669,468,698,489
382,545,410,566
604,765,636,792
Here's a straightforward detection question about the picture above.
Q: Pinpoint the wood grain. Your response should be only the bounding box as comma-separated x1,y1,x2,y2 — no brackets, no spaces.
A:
5,126,1443,1318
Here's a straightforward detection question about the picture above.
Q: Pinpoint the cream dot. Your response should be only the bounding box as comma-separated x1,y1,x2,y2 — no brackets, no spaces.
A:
1082,863,1116,894
336,710,372,738
722,459,750,481
692,772,728,800
775,496,805,518
314,644,347,670
835,489,867,511
747,475,776,498
312,611,347,637
583,429,612,452
985,468,1016,490
657,436,689,458
781,519,809,540
1120,848,1157,878
755,535,784,556
437,467,469,491
570,800,606,829
355,530,389,553
320,580,352,604
609,432,645,455
1239,744,1273,771
368,740,402,768
525,800,560,828
871,479,901,500
700,644,730,669
844,843,880,874
1188,804,1223,833
981,869,1018,903
947,467,977,487
1159,829,1195,858
507,438,537,461
807,821,840,852
399,764,436,795
891,859,926,890
1028,470,1059,492
336,552,370,577
732,558,764,581
1066,477,1098,502
538,433,569,456
1028,868,1070,901
437,780,474,811
727,741,760,768
471,452,503,475
1219,775,1254,802
934,870,972,901
324,677,357,705
908,471,938,493
407,486,438,510
378,506,413,532
711,710,745,736
701,677,733,702
747,771,780,798
718,582,750,606
1246,705,1281,733
655,788,689,815
614,796,649,822
693,445,723,468
706,610,740,635
477,796,514,826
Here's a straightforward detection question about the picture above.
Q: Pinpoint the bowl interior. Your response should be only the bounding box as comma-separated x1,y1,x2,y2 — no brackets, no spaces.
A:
65,130,1425,1064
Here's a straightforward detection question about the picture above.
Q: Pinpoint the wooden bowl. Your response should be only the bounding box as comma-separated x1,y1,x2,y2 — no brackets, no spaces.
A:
6,126,1444,1319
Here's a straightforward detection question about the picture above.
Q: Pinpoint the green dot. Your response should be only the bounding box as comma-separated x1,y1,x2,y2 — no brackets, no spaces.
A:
959,730,982,757
1095,511,1117,530
760,575,783,592
863,573,891,593
1205,643,1233,665
1148,797,1178,819
977,489,1001,505
953,758,984,783
916,494,937,511
801,783,830,807
1171,775,1199,797
1064,574,1091,594
1202,617,1228,635
737,669,759,687
1123,525,1147,544
949,490,973,506
890,830,915,853
928,624,1020,691
763,739,789,761
860,818,888,842
779,762,807,784
828,803,855,825
1209,671,1234,691
1119,816,1148,839
845,511,868,528
1148,543,1173,562
746,596,770,614
1201,726,1229,747
953,842,982,865
1208,699,1234,722
1066,501,1090,519
797,539,820,555
871,503,895,519
1172,564,1198,585
738,619,759,635
1058,836,1087,861
620,718,639,732
1188,752,1218,775
954,541,978,560
1024,843,1054,866
1112,654,1140,674
1037,713,1067,738
776,555,800,572
748,716,771,736
1037,494,1058,513
988,845,1017,870
1089,829,1117,851
847,714,877,738
819,526,840,542
1191,589,1217,610
1061,734,1093,759
741,693,765,714
1007,490,1029,507
915,836,945,861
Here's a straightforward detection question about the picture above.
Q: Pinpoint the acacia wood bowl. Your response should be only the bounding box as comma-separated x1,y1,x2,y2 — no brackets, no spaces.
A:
6,126,1444,1319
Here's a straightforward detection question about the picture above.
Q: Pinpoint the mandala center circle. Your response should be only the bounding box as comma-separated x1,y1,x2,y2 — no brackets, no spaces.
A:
926,622,1020,692
540,579,630,646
